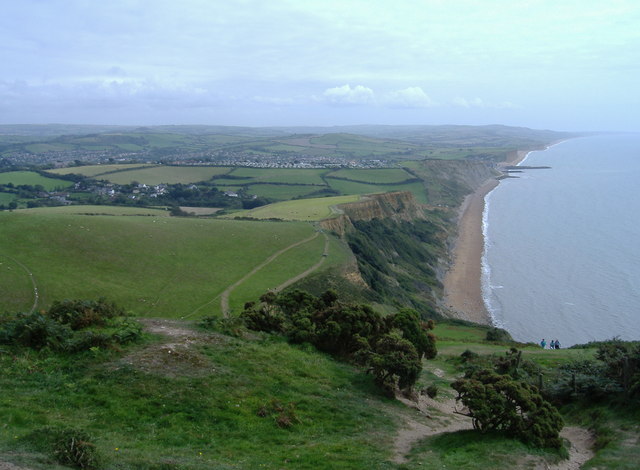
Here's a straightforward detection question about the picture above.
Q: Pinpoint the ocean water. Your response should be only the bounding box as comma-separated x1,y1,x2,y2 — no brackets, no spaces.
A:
483,134,640,346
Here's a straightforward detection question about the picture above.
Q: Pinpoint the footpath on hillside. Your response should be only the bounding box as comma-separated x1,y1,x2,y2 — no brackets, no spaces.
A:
391,363,595,468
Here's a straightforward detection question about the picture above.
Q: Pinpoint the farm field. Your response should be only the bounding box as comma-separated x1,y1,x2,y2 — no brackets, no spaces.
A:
0,192,16,204
48,164,156,177
245,183,323,200
0,208,345,317
0,171,73,190
228,167,329,185
326,167,415,183
230,194,361,221
19,205,170,217
93,165,232,185
327,179,428,204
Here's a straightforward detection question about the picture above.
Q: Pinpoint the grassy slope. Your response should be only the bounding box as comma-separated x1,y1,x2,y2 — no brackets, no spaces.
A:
0,208,345,317
0,171,73,190
230,195,361,221
0,331,403,470
47,164,157,177
4,318,630,470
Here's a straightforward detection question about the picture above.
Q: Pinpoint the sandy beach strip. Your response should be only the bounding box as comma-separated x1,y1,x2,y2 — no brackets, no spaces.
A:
442,150,530,325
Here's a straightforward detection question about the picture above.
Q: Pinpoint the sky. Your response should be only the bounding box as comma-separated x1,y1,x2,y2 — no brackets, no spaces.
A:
1,0,639,131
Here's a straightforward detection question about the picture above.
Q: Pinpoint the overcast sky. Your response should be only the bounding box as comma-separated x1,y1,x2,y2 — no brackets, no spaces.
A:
1,0,639,131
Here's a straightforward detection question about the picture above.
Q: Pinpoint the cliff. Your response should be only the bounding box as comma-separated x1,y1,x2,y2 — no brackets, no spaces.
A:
320,191,425,236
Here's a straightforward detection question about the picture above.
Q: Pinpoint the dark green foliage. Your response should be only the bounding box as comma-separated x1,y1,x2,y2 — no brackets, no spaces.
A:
240,289,437,392
596,340,640,397
0,299,140,353
424,384,439,398
47,297,125,330
387,308,437,359
546,339,640,403
452,369,564,449
546,359,617,403
346,218,447,316
22,427,99,469
198,315,247,337
486,327,513,343
0,311,72,350
370,332,421,392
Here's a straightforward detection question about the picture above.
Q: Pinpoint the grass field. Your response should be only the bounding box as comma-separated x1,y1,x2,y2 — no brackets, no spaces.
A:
0,328,404,470
18,205,170,217
327,179,428,204
245,183,324,200
97,166,232,185
47,164,156,177
0,192,16,204
0,209,345,317
228,168,329,185
230,195,361,221
0,171,73,190
326,168,415,183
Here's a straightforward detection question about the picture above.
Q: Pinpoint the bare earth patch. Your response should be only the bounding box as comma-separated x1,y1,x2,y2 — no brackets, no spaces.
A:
115,319,220,377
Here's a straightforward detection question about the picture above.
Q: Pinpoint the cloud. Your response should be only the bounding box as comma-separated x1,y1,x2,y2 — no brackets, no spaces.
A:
452,96,517,109
321,84,375,105
383,86,434,108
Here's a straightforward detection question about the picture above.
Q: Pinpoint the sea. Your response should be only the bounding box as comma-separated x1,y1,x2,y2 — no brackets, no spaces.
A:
482,133,640,347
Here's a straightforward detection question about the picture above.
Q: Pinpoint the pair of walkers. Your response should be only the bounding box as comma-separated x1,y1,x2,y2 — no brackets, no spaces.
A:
540,338,560,349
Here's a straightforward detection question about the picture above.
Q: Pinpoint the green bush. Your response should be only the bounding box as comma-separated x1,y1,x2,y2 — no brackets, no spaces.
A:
452,369,564,449
485,327,513,343
47,298,125,330
240,289,438,393
0,312,72,350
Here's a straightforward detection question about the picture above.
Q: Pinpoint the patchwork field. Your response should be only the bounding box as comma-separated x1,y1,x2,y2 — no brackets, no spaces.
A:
229,195,361,221
0,207,347,317
0,171,73,190
49,164,156,177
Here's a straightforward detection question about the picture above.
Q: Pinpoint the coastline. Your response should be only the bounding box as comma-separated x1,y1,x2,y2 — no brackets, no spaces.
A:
442,150,530,325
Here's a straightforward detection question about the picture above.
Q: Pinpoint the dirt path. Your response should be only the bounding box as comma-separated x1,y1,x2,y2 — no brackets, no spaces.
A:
272,232,329,292
547,426,595,470
219,231,320,316
392,394,594,468
392,395,473,464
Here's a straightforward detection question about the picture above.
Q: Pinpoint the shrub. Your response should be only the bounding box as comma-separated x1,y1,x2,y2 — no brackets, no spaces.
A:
485,327,513,343
452,369,564,449
0,312,72,350
47,298,125,330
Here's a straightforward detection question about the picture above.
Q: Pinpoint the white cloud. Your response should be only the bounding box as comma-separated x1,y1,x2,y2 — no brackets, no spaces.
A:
452,96,517,109
383,87,434,108
321,84,375,105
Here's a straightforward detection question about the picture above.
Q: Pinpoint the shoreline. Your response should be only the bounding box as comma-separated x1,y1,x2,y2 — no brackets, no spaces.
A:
442,150,530,325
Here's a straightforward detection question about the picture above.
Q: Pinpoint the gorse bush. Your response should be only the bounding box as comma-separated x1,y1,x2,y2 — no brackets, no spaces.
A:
240,289,437,393
0,298,140,353
0,311,72,350
452,369,564,449
47,297,126,330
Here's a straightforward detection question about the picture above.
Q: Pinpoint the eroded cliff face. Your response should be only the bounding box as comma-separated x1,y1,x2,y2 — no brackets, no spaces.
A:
319,191,425,235
406,160,500,207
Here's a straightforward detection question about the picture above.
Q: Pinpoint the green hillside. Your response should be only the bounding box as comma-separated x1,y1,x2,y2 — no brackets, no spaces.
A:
0,171,72,191
0,208,348,317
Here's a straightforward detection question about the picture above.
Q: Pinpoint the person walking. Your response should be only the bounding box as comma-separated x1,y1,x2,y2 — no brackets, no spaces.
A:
540,338,547,349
